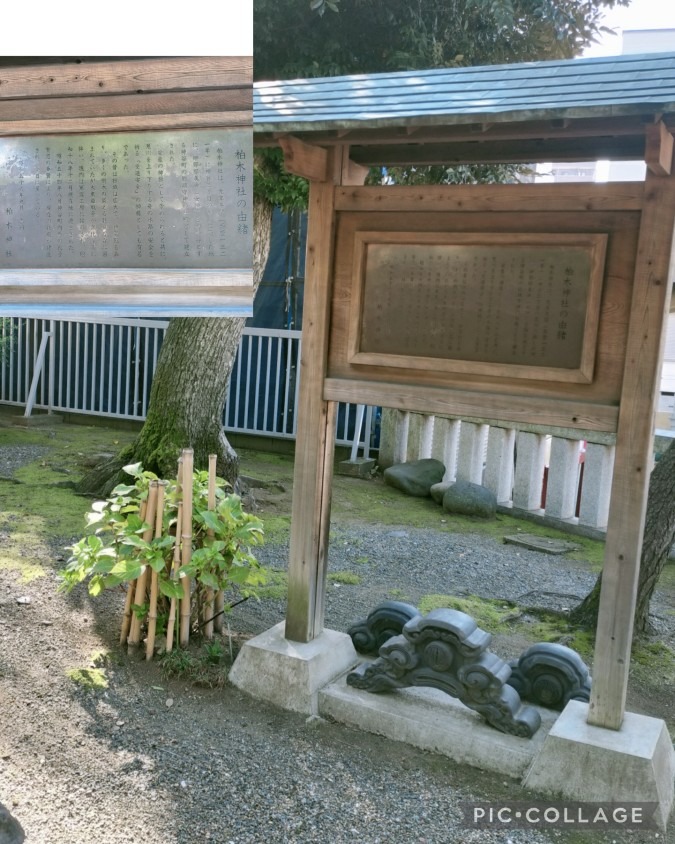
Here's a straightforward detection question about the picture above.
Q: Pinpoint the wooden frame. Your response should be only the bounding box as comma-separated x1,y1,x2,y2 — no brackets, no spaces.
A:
261,74,675,737
0,58,253,318
0,269,253,318
347,231,607,384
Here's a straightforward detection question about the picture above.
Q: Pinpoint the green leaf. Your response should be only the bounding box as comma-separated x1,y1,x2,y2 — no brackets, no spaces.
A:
109,559,144,581
198,571,219,590
89,575,105,597
199,510,222,533
228,565,255,585
122,463,143,479
158,579,184,599
120,534,150,550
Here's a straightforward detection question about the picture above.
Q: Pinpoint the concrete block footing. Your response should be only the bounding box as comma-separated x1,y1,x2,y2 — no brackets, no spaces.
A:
524,700,675,830
230,627,674,832
337,457,376,477
228,623,359,715
319,672,558,779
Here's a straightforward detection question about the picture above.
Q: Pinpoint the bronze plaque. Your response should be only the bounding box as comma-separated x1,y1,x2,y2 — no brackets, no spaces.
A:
0,128,253,316
350,233,607,383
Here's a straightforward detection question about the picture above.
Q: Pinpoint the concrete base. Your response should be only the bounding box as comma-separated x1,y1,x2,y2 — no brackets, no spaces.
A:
319,671,558,778
524,700,675,830
228,623,359,715
337,457,376,477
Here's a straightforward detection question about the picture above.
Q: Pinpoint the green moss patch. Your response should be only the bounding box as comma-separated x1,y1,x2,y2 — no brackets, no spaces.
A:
256,568,288,600
631,641,675,683
67,667,108,690
328,571,362,585
418,593,520,630
259,515,291,545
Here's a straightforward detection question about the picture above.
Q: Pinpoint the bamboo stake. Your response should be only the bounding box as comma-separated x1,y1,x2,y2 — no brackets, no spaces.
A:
127,481,159,649
120,499,148,645
179,448,194,648
165,457,184,653
203,453,217,640
145,481,167,661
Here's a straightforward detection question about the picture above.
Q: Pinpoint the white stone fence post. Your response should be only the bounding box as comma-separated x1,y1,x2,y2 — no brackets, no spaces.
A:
377,408,618,534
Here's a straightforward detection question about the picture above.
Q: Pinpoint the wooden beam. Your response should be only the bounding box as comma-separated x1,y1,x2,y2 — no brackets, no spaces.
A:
334,183,644,213
0,111,251,136
645,120,674,176
258,115,653,151
348,136,646,167
285,153,338,642
0,56,251,100
278,135,330,182
323,378,620,434
340,146,369,186
587,167,675,729
0,88,250,122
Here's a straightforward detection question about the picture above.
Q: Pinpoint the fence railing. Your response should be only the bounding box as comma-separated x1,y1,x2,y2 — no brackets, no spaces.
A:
0,316,379,451
5,316,673,537
376,408,668,536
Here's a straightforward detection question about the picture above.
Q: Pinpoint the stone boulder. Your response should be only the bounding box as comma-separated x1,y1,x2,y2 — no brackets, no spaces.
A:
442,480,497,519
430,481,453,504
0,803,24,844
383,459,445,498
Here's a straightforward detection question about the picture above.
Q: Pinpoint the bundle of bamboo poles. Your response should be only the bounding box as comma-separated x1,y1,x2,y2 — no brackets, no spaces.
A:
119,448,220,659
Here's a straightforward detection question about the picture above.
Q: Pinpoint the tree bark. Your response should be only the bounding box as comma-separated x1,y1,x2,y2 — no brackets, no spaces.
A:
634,439,675,634
77,195,274,498
570,439,675,636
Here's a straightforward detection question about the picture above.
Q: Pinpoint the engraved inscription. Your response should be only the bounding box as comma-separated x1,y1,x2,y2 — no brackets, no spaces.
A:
360,243,594,370
0,129,251,270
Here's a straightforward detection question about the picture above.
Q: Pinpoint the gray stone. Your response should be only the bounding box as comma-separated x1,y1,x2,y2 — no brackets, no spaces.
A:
442,480,497,519
383,459,445,498
430,481,453,504
337,457,377,478
503,533,580,555
0,802,25,844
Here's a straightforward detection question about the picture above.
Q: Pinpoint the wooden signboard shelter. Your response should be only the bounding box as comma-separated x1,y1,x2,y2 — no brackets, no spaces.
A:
0,56,253,316
254,52,675,733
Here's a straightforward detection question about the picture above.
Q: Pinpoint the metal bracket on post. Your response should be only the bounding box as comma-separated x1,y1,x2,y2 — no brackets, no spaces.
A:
23,330,52,418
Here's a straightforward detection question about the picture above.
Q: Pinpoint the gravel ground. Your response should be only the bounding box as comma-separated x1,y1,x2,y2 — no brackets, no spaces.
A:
0,444,671,844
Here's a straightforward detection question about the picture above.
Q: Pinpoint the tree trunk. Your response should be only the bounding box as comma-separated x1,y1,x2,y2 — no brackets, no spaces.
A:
634,439,675,634
77,195,274,498
570,439,675,636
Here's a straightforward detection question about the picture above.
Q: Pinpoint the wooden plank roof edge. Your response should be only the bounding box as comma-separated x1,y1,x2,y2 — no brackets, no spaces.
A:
254,103,674,138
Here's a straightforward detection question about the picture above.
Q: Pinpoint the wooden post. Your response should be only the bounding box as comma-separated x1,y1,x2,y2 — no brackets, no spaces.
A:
145,481,167,660
588,167,675,729
127,482,159,648
285,151,338,643
179,448,194,648
204,453,217,640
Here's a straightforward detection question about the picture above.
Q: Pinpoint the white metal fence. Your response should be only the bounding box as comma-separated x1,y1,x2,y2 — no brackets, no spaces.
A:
0,316,378,451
